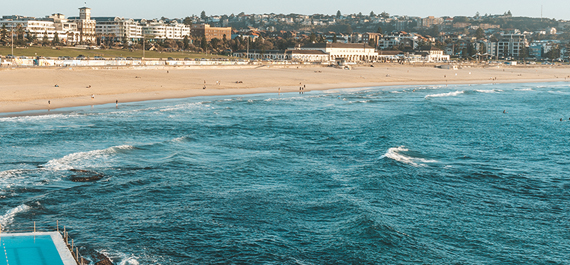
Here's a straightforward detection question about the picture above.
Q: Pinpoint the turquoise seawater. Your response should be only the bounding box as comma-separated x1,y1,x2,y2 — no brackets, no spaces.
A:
1,82,569,264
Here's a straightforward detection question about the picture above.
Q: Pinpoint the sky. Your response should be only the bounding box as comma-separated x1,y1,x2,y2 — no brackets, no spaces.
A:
5,0,570,20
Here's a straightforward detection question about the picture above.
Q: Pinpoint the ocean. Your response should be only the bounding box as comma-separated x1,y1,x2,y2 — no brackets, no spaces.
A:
1,82,569,264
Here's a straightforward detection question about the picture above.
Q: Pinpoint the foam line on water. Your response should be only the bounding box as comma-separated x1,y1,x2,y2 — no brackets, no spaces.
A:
424,91,464,99
380,146,437,167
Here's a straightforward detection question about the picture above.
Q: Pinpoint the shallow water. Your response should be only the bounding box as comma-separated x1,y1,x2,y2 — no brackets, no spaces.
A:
1,82,569,264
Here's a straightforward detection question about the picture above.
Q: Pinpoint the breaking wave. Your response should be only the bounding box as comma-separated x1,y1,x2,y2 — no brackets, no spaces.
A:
43,145,134,170
0,204,31,227
475,89,501,93
380,146,437,167
425,91,464,99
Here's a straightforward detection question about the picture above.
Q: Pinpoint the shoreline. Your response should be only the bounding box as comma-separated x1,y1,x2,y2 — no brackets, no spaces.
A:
1,64,569,114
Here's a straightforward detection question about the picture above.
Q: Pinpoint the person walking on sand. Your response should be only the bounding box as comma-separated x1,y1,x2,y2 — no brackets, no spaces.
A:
91,94,95,100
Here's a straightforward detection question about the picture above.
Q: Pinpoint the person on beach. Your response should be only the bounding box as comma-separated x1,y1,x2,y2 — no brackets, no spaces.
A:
91,94,95,100
48,100,50,105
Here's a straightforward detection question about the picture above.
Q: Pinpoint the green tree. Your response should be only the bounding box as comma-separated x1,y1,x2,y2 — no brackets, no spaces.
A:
211,38,220,50
201,11,207,20
0,25,8,45
377,26,382,33
52,32,60,46
201,36,207,51
332,34,337,43
380,12,389,18
336,10,342,18
183,16,192,26
183,35,190,50
475,28,485,39
310,32,316,43
42,31,49,46
431,25,440,37
545,45,560,60
346,25,353,34
370,11,375,17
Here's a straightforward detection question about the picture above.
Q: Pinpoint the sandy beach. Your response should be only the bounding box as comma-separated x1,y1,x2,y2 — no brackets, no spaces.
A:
1,64,569,113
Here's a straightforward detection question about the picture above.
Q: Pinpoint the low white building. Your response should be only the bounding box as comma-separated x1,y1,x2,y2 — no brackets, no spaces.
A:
298,43,378,62
418,47,450,62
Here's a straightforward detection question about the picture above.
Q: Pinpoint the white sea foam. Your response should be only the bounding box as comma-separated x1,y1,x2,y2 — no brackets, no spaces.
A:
425,91,464,99
0,204,31,226
514,88,533,91
0,113,80,123
43,145,134,170
159,102,205,112
113,252,140,265
380,146,437,167
475,89,497,93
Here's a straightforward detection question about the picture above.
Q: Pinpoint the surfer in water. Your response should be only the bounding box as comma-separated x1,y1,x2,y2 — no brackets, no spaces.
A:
503,110,506,114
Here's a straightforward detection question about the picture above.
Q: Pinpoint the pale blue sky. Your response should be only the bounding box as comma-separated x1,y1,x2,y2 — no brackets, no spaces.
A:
6,0,570,20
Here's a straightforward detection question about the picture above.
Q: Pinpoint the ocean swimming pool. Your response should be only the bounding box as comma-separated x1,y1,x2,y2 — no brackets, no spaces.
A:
0,232,76,265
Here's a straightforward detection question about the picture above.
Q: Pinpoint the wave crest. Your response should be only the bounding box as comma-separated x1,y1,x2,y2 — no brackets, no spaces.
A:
43,145,134,170
0,204,31,227
425,91,464,99
380,146,437,167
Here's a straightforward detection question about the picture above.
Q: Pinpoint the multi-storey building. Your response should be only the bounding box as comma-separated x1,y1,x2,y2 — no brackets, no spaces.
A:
0,14,80,44
496,34,527,59
363,32,382,47
191,24,231,42
419,16,443,28
95,17,142,42
70,7,96,44
141,20,190,40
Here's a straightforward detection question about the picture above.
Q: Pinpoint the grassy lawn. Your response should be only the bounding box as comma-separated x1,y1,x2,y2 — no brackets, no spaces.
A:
0,46,230,59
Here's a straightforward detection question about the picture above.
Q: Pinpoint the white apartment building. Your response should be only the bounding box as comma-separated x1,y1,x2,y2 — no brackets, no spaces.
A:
378,32,419,50
70,7,96,43
95,17,142,41
140,20,190,40
0,15,80,44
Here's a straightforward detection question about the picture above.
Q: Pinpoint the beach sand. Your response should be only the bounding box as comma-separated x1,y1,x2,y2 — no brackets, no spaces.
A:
1,64,569,113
